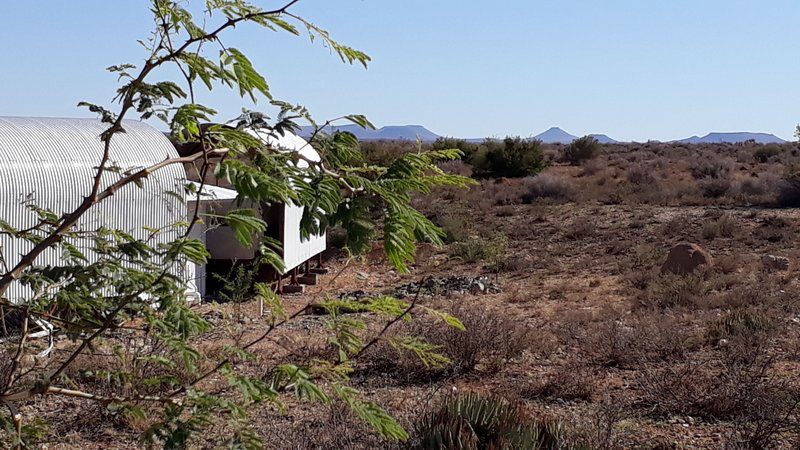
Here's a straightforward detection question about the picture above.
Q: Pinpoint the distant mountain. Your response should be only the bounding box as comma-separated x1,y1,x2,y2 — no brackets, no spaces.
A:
533,127,578,144
588,134,618,144
299,124,440,142
676,132,785,144
299,124,786,145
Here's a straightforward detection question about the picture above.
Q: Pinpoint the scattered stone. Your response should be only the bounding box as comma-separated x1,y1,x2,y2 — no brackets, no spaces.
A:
660,243,713,275
762,254,790,272
338,290,371,301
394,276,501,298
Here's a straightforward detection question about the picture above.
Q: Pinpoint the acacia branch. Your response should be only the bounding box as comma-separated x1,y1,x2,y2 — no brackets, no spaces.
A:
350,276,427,362
1,385,180,405
168,300,312,398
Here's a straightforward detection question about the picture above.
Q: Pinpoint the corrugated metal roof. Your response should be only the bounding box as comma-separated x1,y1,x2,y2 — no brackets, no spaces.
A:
0,117,190,303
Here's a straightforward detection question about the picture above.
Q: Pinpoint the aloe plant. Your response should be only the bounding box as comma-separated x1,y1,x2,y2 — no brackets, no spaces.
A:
415,393,580,449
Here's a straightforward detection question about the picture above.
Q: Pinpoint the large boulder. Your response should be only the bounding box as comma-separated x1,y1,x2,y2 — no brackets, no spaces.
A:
661,243,713,275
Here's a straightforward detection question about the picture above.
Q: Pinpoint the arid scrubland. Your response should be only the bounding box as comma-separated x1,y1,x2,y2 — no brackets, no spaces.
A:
16,138,800,449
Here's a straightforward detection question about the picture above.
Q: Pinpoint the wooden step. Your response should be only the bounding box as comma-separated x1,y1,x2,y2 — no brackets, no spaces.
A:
281,284,305,294
309,267,330,275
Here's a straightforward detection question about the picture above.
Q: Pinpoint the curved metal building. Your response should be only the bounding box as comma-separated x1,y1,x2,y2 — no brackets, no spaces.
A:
0,117,189,303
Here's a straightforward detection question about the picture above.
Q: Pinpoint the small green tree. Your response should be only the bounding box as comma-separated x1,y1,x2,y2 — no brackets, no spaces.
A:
0,1,472,447
563,135,601,165
473,137,546,178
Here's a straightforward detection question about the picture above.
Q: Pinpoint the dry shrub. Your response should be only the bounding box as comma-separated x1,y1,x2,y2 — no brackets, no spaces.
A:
578,314,695,369
358,303,532,383
689,155,733,180
700,213,739,240
661,214,693,238
522,361,597,402
359,139,418,166
706,308,774,346
735,172,781,205
495,205,515,217
260,401,395,449
450,232,508,268
563,217,595,240
581,157,607,177
638,351,800,448
520,173,577,203
636,273,710,309
698,176,733,199
438,159,473,177
777,169,800,207
433,204,471,243
755,215,794,243
626,163,656,186
484,179,526,205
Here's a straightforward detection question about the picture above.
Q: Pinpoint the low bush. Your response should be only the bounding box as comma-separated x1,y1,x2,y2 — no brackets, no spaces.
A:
777,167,800,207
706,308,774,345
578,314,694,369
700,213,739,240
698,176,733,198
638,352,800,448
753,144,783,163
689,155,733,180
626,163,656,186
359,139,418,166
564,217,595,240
523,362,597,402
564,136,601,165
450,232,508,268
436,210,471,244
520,173,577,203
637,274,709,309
358,303,531,382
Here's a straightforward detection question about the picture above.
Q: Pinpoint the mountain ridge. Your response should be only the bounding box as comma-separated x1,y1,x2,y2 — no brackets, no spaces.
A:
298,125,787,144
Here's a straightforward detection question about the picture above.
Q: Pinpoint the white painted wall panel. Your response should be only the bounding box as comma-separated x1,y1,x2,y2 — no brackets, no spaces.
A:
282,203,326,273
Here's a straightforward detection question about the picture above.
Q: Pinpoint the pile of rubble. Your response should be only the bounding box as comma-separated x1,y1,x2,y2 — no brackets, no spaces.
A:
394,276,501,298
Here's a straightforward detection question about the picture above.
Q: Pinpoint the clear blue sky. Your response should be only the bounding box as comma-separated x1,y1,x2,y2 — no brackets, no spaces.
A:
1,1,798,141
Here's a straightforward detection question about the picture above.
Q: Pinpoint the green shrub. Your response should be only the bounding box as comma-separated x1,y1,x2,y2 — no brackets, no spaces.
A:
472,137,546,178
414,393,576,450
753,144,783,163
428,137,479,163
451,233,507,265
563,135,601,165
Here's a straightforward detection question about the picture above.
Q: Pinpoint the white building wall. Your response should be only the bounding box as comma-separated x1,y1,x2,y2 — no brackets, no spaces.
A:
0,117,190,302
246,129,327,274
